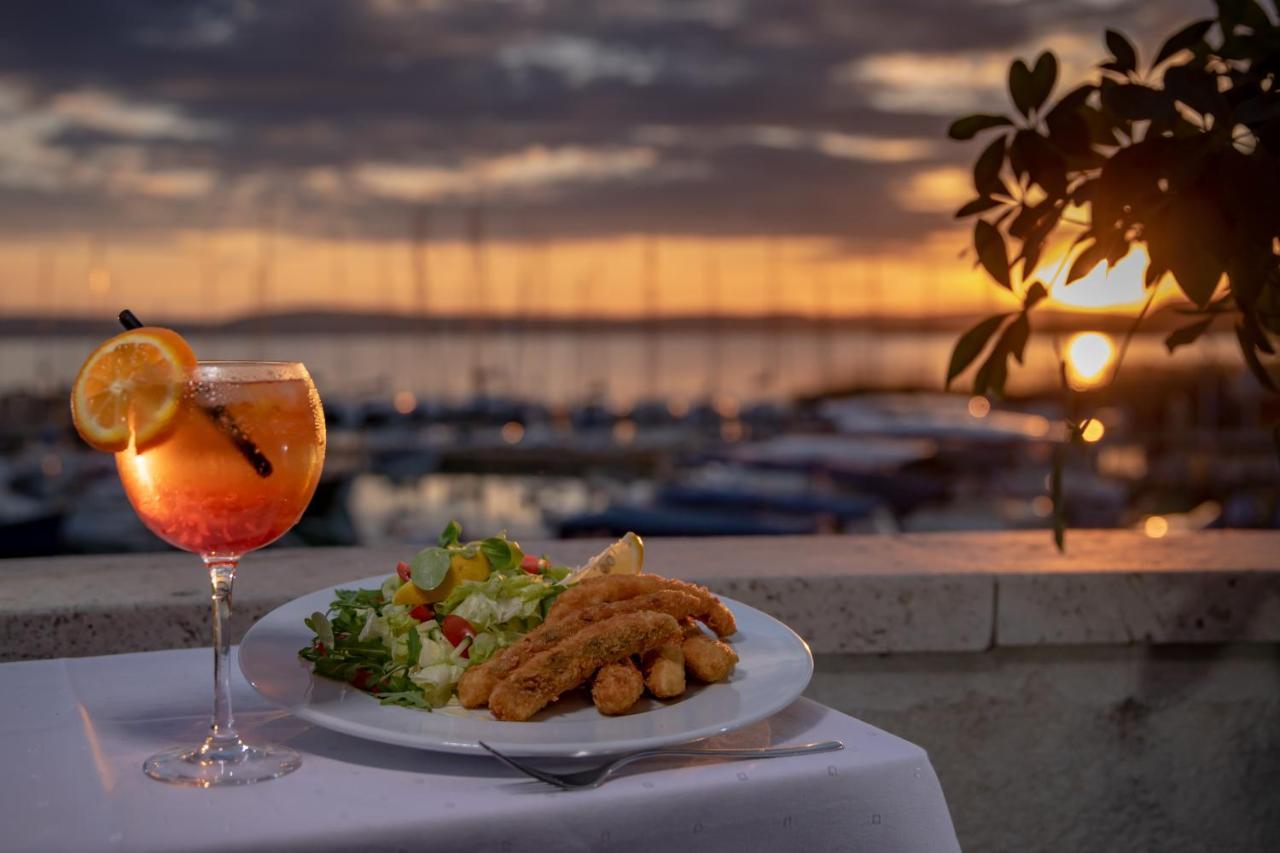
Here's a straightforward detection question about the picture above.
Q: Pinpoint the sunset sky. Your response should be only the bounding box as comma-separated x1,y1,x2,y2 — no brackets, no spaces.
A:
0,0,1203,319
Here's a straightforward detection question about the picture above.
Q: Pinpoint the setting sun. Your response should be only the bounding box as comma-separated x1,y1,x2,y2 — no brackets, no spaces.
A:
1066,332,1116,389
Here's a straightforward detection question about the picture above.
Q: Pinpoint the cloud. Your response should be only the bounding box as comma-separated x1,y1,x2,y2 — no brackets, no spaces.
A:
0,0,1210,243
353,145,661,202
893,166,973,213
838,32,1101,115
48,89,221,139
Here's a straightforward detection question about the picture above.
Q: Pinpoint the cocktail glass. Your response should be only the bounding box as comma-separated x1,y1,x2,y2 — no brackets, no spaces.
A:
115,361,326,786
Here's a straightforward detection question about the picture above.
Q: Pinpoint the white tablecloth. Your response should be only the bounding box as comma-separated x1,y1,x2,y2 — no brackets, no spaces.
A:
0,648,959,853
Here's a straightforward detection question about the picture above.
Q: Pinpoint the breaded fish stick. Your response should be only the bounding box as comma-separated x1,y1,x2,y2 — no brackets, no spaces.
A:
681,619,738,683
457,590,703,708
489,612,681,722
548,574,737,638
592,658,644,715
641,644,686,699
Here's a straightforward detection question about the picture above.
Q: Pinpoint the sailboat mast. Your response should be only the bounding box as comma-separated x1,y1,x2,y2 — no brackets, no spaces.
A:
642,235,659,401
704,248,723,398
817,265,834,394
252,207,275,361
467,202,489,397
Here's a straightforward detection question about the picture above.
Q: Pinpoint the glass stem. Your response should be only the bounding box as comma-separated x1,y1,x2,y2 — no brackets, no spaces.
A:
202,556,246,761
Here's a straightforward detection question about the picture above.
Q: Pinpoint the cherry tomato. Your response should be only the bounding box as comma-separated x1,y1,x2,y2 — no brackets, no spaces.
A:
520,554,542,574
440,614,477,656
312,641,327,656
396,560,412,582
409,604,434,622
351,669,371,690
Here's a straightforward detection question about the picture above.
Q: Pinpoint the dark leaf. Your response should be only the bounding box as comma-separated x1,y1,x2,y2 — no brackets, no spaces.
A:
973,134,1008,197
1164,317,1215,352
1028,52,1058,113
946,313,1008,389
1144,258,1168,287
1217,0,1273,35
1003,313,1032,364
1023,281,1049,310
1153,19,1214,68
955,196,1004,218
1236,323,1278,391
1093,141,1172,230
1079,104,1122,147
1101,81,1175,122
1105,232,1128,266
948,114,1015,140
1071,179,1097,206
974,219,1012,289
1105,29,1138,74
1066,239,1107,284
1244,311,1275,355
1044,103,1093,158
1009,59,1036,117
1021,238,1045,279
1147,202,1227,307
1227,249,1268,309
1235,95,1280,126
973,346,1010,398
1008,200,1050,239
1164,63,1226,118
1009,131,1067,197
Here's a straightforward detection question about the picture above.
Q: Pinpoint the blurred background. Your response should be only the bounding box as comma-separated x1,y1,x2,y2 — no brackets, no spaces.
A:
2,0,1275,558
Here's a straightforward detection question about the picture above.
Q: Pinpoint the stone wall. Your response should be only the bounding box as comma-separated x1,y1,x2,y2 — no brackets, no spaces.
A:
3,530,1278,851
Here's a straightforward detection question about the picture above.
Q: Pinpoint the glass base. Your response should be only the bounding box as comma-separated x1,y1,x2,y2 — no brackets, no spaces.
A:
143,737,301,787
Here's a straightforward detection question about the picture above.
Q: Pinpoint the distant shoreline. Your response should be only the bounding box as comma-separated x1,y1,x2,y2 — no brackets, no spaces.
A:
0,308,1193,337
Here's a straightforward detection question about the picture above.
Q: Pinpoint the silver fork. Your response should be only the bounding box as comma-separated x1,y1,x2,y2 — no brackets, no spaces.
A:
477,739,843,790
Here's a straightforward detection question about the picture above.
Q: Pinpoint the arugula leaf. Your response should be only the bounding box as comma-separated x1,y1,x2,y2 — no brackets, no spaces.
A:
438,520,462,548
305,611,334,649
411,547,452,591
377,691,431,709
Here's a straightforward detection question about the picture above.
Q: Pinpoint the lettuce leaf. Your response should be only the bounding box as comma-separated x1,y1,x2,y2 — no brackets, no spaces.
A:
433,572,563,632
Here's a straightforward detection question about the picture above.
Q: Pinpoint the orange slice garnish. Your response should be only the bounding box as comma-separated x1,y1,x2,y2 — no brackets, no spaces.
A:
70,327,197,452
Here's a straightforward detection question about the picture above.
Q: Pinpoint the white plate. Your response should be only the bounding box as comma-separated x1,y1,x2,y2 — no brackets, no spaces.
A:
239,574,813,757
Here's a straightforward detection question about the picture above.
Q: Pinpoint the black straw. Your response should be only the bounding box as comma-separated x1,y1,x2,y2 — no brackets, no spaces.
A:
118,309,273,478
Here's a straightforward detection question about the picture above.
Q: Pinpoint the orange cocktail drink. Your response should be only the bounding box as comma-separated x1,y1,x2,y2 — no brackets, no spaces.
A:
72,325,326,787
116,362,325,557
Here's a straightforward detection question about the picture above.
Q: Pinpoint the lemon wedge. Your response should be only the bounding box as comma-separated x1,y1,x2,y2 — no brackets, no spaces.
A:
567,532,645,584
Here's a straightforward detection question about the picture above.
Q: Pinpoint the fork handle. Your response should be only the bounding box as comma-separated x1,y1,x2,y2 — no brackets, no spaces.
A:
613,740,843,766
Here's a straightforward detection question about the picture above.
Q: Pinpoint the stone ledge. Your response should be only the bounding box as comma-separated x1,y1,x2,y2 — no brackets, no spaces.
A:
2,530,1279,661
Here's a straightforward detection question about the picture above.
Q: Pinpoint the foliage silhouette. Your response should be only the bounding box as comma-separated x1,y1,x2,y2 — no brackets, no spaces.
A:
948,0,1280,547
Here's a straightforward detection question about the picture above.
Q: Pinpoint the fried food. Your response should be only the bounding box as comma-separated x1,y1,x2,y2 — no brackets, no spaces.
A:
489,612,682,722
681,619,738,683
548,574,737,638
457,590,703,708
641,643,686,699
591,658,645,715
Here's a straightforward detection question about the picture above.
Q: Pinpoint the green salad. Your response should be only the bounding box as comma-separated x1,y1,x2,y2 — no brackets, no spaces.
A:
299,521,570,709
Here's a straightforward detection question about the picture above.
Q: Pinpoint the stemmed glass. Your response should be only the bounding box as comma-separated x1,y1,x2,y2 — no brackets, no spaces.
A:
115,361,326,786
